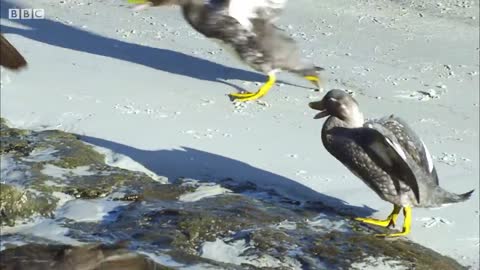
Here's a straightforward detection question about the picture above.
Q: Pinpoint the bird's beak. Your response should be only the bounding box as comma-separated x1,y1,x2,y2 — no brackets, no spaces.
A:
309,100,329,119
304,75,320,89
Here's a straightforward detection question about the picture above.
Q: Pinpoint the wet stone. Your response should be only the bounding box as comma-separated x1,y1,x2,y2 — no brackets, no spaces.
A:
0,119,468,269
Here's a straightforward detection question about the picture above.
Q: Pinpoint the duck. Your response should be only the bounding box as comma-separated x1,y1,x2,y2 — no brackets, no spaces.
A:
309,89,474,237
0,34,27,70
128,0,323,102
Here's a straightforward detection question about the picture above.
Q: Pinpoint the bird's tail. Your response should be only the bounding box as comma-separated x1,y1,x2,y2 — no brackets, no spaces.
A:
435,188,474,205
0,34,27,70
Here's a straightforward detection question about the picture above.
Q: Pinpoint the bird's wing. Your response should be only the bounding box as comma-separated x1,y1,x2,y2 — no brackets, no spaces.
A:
227,0,287,31
373,115,439,185
0,34,27,70
353,125,421,203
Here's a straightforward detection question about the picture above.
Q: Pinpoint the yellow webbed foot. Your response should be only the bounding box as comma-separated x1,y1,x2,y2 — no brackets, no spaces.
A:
230,72,276,102
304,75,321,89
355,205,401,228
375,206,412,238
229,91,260,98
230,91,267,101
355,217,392,227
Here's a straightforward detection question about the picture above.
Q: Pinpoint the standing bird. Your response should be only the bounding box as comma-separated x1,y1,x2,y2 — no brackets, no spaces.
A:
0,34,27,70
128,0,323,102
309,89,474,237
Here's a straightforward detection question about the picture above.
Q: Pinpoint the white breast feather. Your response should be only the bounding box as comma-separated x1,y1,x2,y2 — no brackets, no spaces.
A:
421,140,434,173
385,137,407,161
370,141,394,166
228,0,287,31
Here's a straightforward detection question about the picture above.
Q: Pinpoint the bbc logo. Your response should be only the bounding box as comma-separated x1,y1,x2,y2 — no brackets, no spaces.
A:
8,9,45,20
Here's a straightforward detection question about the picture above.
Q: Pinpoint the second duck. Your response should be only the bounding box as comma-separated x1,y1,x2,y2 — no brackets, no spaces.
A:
309,89,474,237
129,0,323,101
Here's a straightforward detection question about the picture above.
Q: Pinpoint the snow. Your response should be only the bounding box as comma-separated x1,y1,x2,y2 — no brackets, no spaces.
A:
178,183,232,202
90,144,167,183
0,218,82,246
0,154,30,186
351,257,408,270
201,238,302,269
40,164,95,179
201,239,249,265
21,148,58,162
1,0,478,268
55,198,129,223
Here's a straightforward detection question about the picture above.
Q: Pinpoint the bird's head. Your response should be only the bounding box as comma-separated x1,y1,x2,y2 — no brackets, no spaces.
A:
309,89,364,126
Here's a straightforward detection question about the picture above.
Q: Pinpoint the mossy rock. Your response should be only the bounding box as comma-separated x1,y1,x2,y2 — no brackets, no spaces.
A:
0,184,57,226
35,130,106,169
250,228,294,252
0,119,470,269
308,230,467,270
0,120,165,224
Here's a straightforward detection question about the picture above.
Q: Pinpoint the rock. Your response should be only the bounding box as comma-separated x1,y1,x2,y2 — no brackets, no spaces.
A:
0,118,164,224
0,183,56,226
0,242,173,270
0,119,468,269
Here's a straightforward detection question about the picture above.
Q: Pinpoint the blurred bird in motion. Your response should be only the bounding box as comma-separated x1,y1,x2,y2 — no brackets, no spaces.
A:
310,89,474,237
128,0,323,102
0,34,27,70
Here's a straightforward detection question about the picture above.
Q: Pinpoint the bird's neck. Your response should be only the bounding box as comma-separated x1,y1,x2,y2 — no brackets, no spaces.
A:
346,113,365,128
321,115,364,154
180,0,207,26
324,114,364,130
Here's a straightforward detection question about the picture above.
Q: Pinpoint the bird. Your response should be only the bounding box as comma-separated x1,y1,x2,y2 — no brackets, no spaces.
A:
128,0,323,102
0,34,27,70
309,89,474,237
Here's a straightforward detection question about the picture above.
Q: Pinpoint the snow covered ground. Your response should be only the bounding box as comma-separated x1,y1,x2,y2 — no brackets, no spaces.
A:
1,0,479,268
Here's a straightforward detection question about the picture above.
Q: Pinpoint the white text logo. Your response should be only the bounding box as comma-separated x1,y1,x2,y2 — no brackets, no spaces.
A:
8,9,45,20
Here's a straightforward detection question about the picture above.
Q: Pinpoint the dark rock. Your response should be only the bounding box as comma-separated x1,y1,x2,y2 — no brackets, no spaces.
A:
0,119,469,269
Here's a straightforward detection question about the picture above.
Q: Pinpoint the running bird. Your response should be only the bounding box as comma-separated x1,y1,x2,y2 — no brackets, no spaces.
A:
310,89,474,237
0,34,27,70
128,0,323,101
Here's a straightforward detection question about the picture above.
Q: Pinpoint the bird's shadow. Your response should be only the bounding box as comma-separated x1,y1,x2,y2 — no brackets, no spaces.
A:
80,134,376,217
0,0,306,91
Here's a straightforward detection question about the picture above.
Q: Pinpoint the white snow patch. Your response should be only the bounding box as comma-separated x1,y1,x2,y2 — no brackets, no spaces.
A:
52,191,75,207
41,164,95,180
273,220,297,230
201,239,250,265
138,251,185,268
307,214,349,232
417,217,453,228
201,238,301,269
21,148,58,162
90,144,167,183
56,199,129,223
351,256,408,270
1,219,82,246
0,155,30,186
0,240,27,251
179,184,232,202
